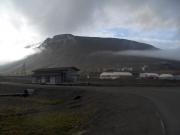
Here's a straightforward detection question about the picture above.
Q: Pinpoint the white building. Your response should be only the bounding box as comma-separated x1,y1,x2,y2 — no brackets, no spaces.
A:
159,74,174,80
100,72,133,80
174,75,180,80
139,73,159,79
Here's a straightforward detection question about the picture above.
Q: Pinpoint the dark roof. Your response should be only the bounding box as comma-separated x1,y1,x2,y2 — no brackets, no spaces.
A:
32,67,80,73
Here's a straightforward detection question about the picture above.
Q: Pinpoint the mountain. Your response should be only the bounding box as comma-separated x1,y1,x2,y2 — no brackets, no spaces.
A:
0,34,179,75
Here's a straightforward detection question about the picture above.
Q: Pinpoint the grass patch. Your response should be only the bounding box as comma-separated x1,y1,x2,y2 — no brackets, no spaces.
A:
2,96,65,106
22,97,65,105
0,109,96,135
0,107,27,116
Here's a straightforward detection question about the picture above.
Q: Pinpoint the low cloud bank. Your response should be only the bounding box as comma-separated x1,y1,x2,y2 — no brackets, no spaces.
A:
117,48,180,61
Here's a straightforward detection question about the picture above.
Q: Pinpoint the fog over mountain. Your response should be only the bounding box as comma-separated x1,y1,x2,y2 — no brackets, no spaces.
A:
117,48,180,61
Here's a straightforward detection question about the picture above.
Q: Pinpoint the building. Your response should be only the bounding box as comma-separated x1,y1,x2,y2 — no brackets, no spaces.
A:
139,73,159,79
100,72,133,80
174,75,180,80
32,67,80,84
159,74,174,80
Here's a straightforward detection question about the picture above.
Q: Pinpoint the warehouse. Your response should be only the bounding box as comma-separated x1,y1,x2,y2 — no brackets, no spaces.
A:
139,73,159,79
32,67,80,84
159,74,174,80
100,72,133,80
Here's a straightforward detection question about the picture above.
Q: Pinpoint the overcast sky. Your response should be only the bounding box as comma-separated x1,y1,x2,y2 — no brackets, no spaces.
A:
0,0,180,63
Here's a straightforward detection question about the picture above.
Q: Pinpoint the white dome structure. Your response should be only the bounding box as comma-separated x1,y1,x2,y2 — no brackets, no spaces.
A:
159,74,174,80
100,72,133,80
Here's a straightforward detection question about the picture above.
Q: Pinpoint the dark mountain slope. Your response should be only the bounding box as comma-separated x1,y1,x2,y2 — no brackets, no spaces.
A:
42,34,156,52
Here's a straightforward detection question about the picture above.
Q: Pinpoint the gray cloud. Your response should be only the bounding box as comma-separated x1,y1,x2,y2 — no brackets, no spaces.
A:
10,0,180,41
11,0,101,35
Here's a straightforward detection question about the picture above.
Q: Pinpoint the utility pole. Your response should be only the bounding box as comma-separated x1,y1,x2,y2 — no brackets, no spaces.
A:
21,62,26,76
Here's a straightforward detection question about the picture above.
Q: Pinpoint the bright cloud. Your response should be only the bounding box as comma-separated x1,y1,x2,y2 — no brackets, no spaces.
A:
0,1,42,63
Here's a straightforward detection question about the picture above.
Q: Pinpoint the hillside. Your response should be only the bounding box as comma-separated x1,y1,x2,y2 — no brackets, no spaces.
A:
0,34,179,75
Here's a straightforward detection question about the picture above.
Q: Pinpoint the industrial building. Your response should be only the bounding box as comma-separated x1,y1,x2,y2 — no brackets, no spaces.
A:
139,73,159,79
32,67,80,84
159,74,174,80
174,75,180,80
100,72,133,80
